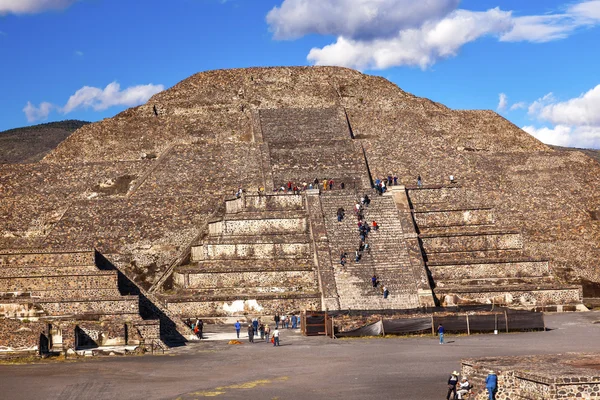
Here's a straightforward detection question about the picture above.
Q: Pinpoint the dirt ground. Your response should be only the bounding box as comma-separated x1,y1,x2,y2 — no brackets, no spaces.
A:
1,311,599,400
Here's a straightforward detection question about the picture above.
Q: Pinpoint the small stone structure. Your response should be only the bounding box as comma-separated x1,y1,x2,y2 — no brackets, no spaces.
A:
0,249,163,356
462,353,600,399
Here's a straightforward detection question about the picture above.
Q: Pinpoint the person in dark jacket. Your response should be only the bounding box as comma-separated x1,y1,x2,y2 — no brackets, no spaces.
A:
274,313,280,329
446,371,459,400
486,370,498,400
247,324,254,343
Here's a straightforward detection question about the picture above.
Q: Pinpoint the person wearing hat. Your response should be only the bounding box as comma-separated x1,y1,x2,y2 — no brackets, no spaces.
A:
446,370,459,400
486,370,498,400
457,376,472,399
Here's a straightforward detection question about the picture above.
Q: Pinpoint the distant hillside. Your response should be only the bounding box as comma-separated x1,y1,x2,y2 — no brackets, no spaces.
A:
0,120,90,163
551,145,600,164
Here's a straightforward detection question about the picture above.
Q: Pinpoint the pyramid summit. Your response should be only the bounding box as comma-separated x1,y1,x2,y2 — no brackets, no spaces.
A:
1,66,598,349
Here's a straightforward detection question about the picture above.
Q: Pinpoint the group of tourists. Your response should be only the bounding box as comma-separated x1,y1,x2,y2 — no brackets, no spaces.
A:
274,178,346,194
445,369,497,400
185,318,204,339
337,196,391,299
233,313,298,346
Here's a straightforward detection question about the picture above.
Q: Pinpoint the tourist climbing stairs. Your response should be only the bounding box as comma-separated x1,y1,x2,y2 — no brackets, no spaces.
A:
320,190,420,310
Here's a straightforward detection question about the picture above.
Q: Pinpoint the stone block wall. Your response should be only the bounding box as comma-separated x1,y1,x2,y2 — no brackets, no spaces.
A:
259,108,349,143
0,319,46,352
192,242,311,260
177,270,317,290
0,272,118,292
462,354,600,400
429,261,550,281
439,287,582,307
421,232,523,253
166,295,321,317
34,296,139,316
208,217,307,236
0,250,95,267
414,208,495,228
227,194,304,213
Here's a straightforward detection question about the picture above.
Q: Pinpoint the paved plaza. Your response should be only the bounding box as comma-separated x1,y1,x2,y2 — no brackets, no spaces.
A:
1,311,599,400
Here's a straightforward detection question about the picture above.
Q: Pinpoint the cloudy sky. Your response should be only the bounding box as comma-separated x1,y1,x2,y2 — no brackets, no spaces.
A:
1,0,599,148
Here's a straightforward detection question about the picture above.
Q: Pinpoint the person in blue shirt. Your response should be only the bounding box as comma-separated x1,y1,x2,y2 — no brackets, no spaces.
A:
438,323,445,344
486,371,498,400
234,320,241,338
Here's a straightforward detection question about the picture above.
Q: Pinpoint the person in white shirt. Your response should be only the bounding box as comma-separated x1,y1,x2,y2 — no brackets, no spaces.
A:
272,328,280,346
457,376,471,399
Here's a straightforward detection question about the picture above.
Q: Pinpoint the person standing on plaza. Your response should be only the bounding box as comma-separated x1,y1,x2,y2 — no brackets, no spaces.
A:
252,317,259,335
264,324,271,343
446,371,459,400
273,328,280,346
274,313,280,329
486,371,498,400
438,323,445,344
291,314,298,329
234,320,241,338
259,322,265,340
247,324,254,343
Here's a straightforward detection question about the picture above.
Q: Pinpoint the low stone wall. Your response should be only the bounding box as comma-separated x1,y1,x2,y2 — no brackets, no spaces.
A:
225,194,304,213
0,250,95,267
175,270,317,289
33,296,139,316
192,242,311,260
0,319,46,352
438,287,582,307
430,261,550,281
407,187,465,204
208,217,307,236
0,272,117,292
421,232,523,253
166,296,321,317
0,265,100,277
462,353,600,400
414,208,494,228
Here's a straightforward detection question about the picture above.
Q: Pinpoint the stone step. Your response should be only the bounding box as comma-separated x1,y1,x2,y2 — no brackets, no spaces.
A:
0,265,102,277
421,232,523,254
435,285,582,307
434,276,555,288
5,295,140,317
0,271,118,292
178,259,315,273
425,249,526,263
171,286,319,297
429,260,551,281
1,288,122,299
208,216,308,236
0,250,96,268
173,270,318,290
191,242,311,261
203,233,310,245
225,194,305,214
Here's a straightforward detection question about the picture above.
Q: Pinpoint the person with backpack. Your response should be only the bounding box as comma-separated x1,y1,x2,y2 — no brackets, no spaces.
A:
446,371,459,400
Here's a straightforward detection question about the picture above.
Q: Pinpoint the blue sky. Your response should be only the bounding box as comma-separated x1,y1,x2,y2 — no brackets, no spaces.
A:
1,0,599,148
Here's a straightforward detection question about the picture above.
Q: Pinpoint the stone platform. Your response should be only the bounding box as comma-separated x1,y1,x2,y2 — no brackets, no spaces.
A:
462,353,600,399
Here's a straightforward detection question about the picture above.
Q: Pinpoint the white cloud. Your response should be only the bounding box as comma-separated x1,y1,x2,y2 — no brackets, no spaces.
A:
0,0,78,15
62,82,164,113
500,14,577,42
510,102,527,111
23,101,54,123
307,8,513,69
22,81,164,122
266,0,459,40
268,0,600,70
74,50,84,56
523,125,600,148
497,93,508,111
530,85,600,126
524,83,600,149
